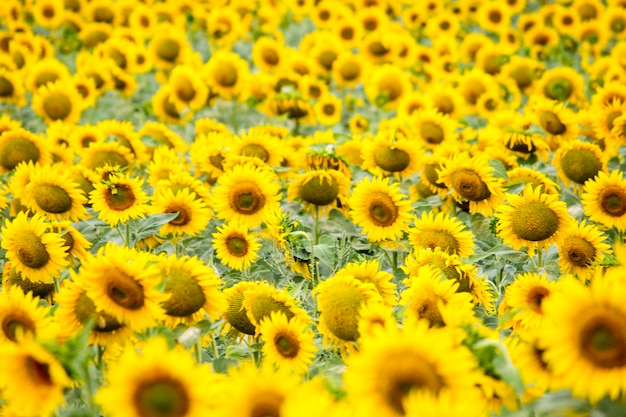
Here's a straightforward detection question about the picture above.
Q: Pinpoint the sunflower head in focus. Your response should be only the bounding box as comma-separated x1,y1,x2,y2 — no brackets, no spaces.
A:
287,169,350,215
409,211,475,259
212,221,261,271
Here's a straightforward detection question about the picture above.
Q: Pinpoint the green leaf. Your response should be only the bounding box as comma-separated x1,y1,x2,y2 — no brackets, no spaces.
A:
127,212,180,246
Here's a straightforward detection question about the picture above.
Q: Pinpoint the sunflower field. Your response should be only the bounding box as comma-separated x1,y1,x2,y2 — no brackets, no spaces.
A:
3,0,626,416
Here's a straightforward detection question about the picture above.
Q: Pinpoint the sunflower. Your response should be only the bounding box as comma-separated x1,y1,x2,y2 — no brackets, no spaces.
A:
229,129,284,167
149,25,189,70
500,272,562,336
343,321,482,417
0,128,52,173
96,337,220,417
242,281,311,333
364,64,411,110
404,388,486,417
403,247,496,314
1,212,68,284
553,140,605,190
360,133,422,178
0,285,55,344
582,170,626,231
211,163,282,228
258,311,316,375
437,153,505,216
54,277,133,346
21,163,89,222
536,66,586,105
140,121,188,155
400,265,476,329
349,176,413,243
167,64,208,112
496,184,573,255
506,166,560,195
314,274,382,354
214,361,300,417
221,281,260,339
336,259,397,307
287,169,350,215
409,212,475,259
558,220,611,281
32,79,84,125
80,141,135,171
252,36,285,74
90,172,149,226
151,188,211,238
530,96,579,146
203,50,249,100
77,243,167,331
539,275,626,402
332,51,365,89
0,67,26,106
313,93,342,126
48,220,92,261
25,57,71,93
156,254,226,327
0,338,71,417
212,221,261,271
457,69,498,108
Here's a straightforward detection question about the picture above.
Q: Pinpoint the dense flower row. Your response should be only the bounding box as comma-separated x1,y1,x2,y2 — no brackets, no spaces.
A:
1,0,626,417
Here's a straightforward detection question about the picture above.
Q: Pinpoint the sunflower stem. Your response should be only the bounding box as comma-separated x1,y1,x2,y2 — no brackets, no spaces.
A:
126,222,131,247
314,205,320,245
536,245,543,268
194,339,203,364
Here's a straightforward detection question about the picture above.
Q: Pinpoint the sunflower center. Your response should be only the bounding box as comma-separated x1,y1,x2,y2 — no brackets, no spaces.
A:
261,47,279,66
511,201,560,241
226,235,248,256
600,186,626,217
249,295,295,326
367,192,399,227
90,150,129,169
230,184,266,215
166,204,191,227
0,77,14,97
250,394,283,417
539,111,566,135
317,50,337,71
580,309,626,369
25,356,53,386
0,137,41,171
510,66,532,89
415,230,459,255
105,269,145,310
378,77,402,102
240,144,269,162
156,39,180,63
526,286,550,314
560,149,601,185
225,292,256,335
43,92,72,121
373,146,410,172
319,284,364,342
162,269,206,317
174,78,195,102
450,169,492,201
544,78,573,102
33,184,73,214
75,292,124,332
15,231,50,269
416,298,445,328
299,175,339,206
423,163,447,189
2,313,35,342
134,378,190,417
105,184,137,211
34,72,58,89
214,63,238,87
563,236,596,267
340,61,360,81
275,334,299,358
384,355,444,415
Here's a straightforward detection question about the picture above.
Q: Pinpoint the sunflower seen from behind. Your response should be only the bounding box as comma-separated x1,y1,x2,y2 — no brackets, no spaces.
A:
259,311,316,375
77,243,167,332
582,170,626,231
1,212,68,284
496,184,573,255
212,162,282,228
349,175,412,243
96,337,222,417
